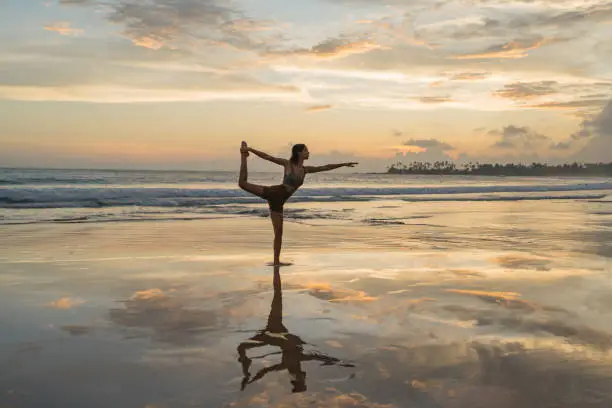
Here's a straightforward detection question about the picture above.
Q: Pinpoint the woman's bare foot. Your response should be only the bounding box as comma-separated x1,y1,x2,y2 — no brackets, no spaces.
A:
241,141,249,157
267,261,293,267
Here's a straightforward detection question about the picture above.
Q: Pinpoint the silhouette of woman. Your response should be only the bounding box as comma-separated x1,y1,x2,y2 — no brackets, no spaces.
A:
237,266,354,393
239,141,358,266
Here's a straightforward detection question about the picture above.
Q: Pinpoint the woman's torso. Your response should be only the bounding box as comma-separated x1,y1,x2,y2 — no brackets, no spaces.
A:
282,162,305,192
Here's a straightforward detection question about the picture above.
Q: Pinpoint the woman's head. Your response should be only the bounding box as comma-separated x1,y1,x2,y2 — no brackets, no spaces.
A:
290,144,309,163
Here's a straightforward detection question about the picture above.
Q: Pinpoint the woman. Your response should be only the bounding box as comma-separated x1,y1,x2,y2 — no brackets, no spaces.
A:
239,141,358,266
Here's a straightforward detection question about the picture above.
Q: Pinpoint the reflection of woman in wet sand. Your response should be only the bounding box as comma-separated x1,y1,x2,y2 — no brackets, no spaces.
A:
239,141,358,266
237,266,354,393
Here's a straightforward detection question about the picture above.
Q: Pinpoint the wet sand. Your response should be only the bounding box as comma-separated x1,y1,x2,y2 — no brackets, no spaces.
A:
1,200,612,407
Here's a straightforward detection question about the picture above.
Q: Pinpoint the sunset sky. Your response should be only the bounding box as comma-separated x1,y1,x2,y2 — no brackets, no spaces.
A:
1,0,611,170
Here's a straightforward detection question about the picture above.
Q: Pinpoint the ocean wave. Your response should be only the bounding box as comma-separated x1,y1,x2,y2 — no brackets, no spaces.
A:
1,183,611,209
0,205,350,225
0,169,236,186
401,194,608,202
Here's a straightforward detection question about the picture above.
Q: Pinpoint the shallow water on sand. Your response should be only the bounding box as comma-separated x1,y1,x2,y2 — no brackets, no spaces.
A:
1,199,612,407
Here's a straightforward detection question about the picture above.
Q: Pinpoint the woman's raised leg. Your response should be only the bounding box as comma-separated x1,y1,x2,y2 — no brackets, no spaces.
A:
238,147,265,197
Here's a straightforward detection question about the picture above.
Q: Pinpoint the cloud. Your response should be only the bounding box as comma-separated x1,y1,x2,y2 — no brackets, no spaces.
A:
105,0,233,50
61,0,283,53
452,38,560,60
416,3,612,45
590,101,612,138
59,0,92,4
0,53,303,102
488,125,549,150
493,81,558,101
449,72,491,81
416,96,454,104
268,38,387,60
403,138,455,151
0,84,301,103
504,2,612,31
529,99,609,111
44,21,83,36
305,104,333,113
572,100,612,162
550,141,572,150
356,16,435,48
59,0,382,61
221,18,280,33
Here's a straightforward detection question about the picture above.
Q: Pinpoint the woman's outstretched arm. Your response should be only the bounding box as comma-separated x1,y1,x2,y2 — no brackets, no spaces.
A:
248,147,288,166
305,162,358,174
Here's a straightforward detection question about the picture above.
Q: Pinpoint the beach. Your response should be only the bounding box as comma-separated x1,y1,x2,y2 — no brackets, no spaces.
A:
1,169,612,407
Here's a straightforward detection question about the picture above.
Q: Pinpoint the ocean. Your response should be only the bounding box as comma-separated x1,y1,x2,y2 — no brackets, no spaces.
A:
1,167,611,225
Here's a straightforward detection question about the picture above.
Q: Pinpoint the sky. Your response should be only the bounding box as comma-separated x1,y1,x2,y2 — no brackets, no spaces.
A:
0,0,611,171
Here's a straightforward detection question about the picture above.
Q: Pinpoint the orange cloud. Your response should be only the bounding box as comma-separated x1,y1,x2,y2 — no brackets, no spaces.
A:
310,39,386,59
305,104,333,113
223,18,281,32
452,38,559,60
356,18,434,49
528,99,608,110
450,72,491,80
131,36,166,50
44,21,83,36
417,96,454,104
0,84,301,103
269,39,387,60
493,81,558,100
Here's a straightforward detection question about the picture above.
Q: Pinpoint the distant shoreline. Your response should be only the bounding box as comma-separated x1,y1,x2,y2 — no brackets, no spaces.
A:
384,162,612,177
367,172,612,177
366,173,612,177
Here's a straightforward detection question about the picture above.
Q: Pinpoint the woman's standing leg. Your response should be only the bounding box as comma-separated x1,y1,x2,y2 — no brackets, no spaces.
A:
270,211,284,265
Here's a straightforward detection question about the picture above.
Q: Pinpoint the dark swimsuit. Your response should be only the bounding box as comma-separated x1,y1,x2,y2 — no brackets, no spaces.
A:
260,165,304,213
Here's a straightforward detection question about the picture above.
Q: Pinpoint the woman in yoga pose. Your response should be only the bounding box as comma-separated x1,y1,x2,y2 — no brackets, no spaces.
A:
239,141,358,266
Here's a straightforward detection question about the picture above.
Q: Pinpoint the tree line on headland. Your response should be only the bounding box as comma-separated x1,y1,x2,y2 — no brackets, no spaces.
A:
387,161,612,176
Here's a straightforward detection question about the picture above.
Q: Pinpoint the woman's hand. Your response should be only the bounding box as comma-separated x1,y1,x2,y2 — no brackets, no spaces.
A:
345,162,359,167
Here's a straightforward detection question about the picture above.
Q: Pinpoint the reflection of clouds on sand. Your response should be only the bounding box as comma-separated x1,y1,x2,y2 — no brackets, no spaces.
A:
496,254,552,271
445,289,539,312
435,290,612,352
227,339,612,407
46,297,84,309
349,340,612,408
2,200,612,407
302,283,377,303
229,389,396,407
60,325,93,336
109,288,219,345
291,250,601,285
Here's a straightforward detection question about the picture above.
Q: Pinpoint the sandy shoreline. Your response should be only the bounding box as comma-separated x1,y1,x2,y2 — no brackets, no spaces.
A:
1,204,612,407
